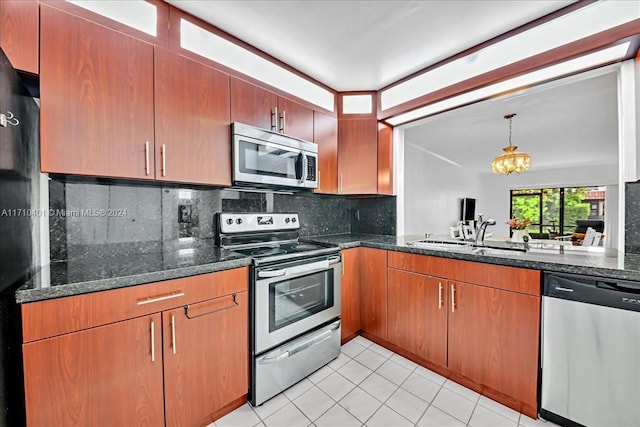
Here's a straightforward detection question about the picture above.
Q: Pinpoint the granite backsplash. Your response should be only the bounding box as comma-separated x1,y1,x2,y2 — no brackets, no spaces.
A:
625,181,640,254
48,180,396,261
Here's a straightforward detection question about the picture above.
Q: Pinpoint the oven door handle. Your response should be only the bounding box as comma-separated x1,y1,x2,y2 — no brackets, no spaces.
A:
257,269,287,278
257,259,333,280
259,321,340,364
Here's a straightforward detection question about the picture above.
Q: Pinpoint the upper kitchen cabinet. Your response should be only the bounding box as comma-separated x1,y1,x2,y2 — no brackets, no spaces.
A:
337,117,379,194
230,77,314,141
40,5,155,179
155,48,231,186
0,0,39,74
313,111,338,194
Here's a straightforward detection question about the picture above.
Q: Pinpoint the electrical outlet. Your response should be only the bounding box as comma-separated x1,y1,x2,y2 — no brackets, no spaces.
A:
178,205,192,223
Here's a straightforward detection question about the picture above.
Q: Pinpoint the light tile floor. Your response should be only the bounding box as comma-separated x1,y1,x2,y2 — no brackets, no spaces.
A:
210,336,559,427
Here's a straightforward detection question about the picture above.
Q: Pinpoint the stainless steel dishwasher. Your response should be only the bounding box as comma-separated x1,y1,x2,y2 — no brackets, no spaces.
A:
541,272,640,427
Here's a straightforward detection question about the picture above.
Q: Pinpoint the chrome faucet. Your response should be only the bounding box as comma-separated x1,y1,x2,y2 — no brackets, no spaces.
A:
475,218,496,246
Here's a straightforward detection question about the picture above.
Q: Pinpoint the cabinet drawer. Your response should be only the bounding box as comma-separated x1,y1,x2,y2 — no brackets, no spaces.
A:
22,267,249,342
388,251,540,296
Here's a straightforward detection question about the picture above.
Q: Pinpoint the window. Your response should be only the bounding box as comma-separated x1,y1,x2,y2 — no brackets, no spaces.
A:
510,186,605,237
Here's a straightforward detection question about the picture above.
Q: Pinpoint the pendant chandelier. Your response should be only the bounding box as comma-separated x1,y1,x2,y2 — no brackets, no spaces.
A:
491,113,531,175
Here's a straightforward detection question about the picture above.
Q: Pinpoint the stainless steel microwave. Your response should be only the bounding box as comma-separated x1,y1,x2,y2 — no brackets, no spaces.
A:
232,122,318,190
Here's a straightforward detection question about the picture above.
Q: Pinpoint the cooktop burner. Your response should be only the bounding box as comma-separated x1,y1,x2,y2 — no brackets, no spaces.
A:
250,247,287,257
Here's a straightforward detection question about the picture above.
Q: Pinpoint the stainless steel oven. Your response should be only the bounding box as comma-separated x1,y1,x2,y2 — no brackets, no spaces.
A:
232,122,318,190
216,212,341,406
255,254,341,353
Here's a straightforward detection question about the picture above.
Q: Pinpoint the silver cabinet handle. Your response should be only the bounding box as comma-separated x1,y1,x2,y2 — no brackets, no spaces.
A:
339,175,343,193
451,283,456,313
150,320,155,362
271,106,278,131
280,110,286,133
258,269,286,278
145,141,150,175
161,144,166,176
328,256,341,265
171,314,177,355
137,291,185,306
438,282,443,310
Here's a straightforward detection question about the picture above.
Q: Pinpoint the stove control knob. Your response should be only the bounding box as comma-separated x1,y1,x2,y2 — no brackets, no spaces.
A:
236,218,243,225
226,218,233,225
285,218,290,223
291,217,297,223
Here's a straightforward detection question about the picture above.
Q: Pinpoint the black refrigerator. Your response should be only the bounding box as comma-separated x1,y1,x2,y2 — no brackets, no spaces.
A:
0,48,40,426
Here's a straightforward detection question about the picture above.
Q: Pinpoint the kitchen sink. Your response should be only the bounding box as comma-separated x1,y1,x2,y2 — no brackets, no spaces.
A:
406,239,475,252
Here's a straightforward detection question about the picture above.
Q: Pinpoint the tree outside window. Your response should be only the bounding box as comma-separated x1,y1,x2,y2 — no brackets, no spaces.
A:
510,186,603,238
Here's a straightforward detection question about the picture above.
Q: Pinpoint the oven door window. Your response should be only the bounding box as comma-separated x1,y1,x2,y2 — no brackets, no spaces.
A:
269,270,334,332
239,140,303,180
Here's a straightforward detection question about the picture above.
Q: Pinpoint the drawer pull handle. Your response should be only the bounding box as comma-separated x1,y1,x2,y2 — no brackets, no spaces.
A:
451,284,456,313
150,320,155,362
438,282,443,310
184,293,238,319
137,291,185,306
171,315,177,355
145,141,150,175
161,144,167,176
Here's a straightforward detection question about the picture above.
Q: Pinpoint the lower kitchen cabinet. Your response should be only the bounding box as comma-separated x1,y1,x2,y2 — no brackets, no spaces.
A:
23,314,165,427
359,248,387,340
21,268,249,427
386,250,541,417
447,280,539,414
387,269,447,367
340,248,361,342
163,292,248,426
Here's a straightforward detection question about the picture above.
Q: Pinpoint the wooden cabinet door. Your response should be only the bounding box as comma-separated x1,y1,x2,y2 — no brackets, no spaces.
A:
447,281,540,412
377,122,394,195
277,97,314,141
387,269,447,366
340,248,360,342
338,118,378,194
155,49,231,185
23,314,164,427
230,77,277,130
313,111,338,194
360,248,387,339
163,292,249,426
0,0,38,74
40,5,154,179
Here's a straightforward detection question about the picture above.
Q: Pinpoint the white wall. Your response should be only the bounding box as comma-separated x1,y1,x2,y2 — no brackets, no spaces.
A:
403,142,483,236
480,163,618,238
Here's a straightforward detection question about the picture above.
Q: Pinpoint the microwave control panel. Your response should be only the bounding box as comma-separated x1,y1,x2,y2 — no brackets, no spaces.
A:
307,156,317,182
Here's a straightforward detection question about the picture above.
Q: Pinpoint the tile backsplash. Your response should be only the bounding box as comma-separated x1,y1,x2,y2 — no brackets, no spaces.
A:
49,180,396,261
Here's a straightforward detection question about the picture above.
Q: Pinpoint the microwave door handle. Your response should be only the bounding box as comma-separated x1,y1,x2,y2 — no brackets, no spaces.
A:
295,152,304,181
301,153,307,183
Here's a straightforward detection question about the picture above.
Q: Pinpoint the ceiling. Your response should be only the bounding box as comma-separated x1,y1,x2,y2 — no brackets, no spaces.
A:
403,69,619,174
167,0,575,91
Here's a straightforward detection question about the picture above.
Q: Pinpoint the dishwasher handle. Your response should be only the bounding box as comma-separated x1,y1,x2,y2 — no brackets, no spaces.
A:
597,280,640,293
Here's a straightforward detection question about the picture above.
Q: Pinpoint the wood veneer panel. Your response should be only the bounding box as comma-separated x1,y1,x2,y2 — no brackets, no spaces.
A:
337,118,378,194
377,122,393,195
387,269,447,366
23,314,165,427
230,77,277,130
387,251,541,296
340,248,361,341
40,5,155,179
22,267,248,342
278,96,314,141
154,47,231,185
359,248,387,339
448,281,540,416
313,111,338,194
163,292,248,426
0,0,38,74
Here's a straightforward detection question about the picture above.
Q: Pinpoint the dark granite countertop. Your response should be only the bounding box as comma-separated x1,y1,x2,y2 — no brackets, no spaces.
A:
16,239,251,303
19,233,640,304
304,233,640,282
